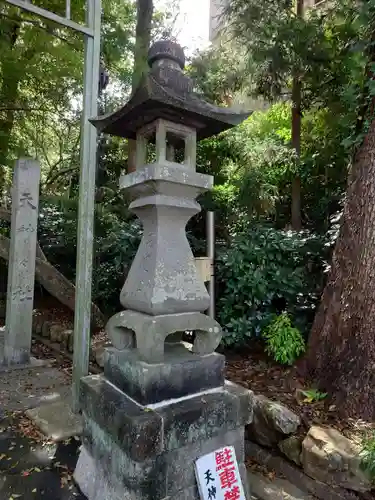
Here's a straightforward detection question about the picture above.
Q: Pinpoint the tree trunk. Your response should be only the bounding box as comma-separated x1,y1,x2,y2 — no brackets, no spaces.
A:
290,0,303,231
127,0,154,173
0,13,21,190
301,117,375,420
0,13,36,194
0,75,20,179
0,233,105,330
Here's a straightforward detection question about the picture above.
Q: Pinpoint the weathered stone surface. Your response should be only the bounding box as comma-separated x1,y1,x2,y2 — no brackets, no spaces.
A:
158,393,232,450
2,159,40,366
26,399,82,441
75,446,129,500
158,382,253,452
59,329,72,348
105,309,222,363
93,342,110,368
246,440,360,500
76,444,201,500
301,426,371,493
247,470,315,500
49,324,63,342
32,313,44,335
80,374,253,460
78,416,248,500
164,431,246,495
119,165,212,316
41,321,52,338
80,375,163,461
247,395,300,447
104,344,225,404
226,381,255,426
279,435,303,466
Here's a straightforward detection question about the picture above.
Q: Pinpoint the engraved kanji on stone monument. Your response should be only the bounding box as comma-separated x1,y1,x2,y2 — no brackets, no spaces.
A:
1,159,41,366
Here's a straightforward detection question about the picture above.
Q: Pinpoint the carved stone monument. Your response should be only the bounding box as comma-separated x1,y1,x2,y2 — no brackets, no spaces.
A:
0,158,40,367
74,40,254,499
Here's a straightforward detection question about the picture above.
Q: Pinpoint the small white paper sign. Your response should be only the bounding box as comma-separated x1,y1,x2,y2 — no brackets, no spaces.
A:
195,445,246,500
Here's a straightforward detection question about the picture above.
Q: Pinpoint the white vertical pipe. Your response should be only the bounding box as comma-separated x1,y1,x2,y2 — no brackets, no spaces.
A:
207,211,215,319
65,0,71,19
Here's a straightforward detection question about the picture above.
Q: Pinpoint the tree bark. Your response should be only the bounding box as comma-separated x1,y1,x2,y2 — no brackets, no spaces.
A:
127,0,154,173
0,12,37,193
0,13,21,189
290,0,303,231
132,0,154,91
0,75,20,177
0,233,105,330
302,117,375,420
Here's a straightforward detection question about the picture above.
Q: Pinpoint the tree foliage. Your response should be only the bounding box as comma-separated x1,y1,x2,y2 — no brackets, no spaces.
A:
0,0,137,193
2,0,375,419
188,41,252,106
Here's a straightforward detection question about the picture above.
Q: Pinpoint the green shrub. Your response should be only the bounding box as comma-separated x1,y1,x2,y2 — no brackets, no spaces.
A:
299,389,328,403
216,225,326,346
263,312,305,365
360,433,375,483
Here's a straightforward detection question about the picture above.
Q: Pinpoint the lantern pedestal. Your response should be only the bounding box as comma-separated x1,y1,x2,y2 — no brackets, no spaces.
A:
74,371,253,500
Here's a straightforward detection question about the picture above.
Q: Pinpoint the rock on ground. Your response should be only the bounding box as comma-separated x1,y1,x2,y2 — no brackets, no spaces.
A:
26,399,82,441
247,395,301,447
301,426,371,493
279,435,303,465
246,440,360,500
247,470,316,500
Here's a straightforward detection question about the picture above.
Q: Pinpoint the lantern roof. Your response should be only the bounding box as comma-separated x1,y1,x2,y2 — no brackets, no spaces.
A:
90,40,251,140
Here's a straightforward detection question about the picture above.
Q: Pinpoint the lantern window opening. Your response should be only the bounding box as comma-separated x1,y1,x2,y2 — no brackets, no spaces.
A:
135,118,197,170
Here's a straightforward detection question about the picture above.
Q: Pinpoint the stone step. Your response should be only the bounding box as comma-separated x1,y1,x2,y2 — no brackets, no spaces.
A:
247,470,316,500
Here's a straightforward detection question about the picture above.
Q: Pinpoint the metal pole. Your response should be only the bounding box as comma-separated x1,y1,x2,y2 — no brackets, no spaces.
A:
207,211,215,319
5,0,94,35
72,0,101,413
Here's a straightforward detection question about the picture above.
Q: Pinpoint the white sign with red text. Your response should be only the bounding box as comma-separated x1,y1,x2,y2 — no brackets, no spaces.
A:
195,446,246,500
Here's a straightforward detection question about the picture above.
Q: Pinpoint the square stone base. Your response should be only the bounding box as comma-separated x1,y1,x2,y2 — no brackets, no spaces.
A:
74,374,254,500
104,344,225,405
75,443,250,500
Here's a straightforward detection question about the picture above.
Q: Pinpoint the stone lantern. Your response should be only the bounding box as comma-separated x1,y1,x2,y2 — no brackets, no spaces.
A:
74,40,254,500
